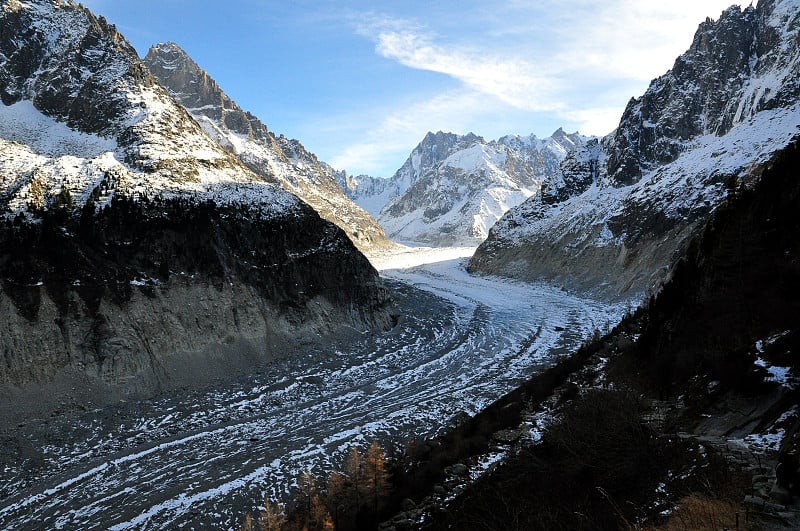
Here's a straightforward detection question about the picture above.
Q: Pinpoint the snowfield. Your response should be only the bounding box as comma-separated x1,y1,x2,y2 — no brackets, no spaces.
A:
0,246,619,529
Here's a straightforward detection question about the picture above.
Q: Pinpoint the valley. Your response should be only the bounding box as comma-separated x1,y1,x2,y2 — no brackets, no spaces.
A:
1,0,799,528
0,246,618,529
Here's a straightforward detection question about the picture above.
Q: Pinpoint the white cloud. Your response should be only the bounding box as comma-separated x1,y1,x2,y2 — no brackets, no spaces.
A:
354,13,561,112
335,1,744,173
544,0,743,83
561,107,628,137
372,30,560,112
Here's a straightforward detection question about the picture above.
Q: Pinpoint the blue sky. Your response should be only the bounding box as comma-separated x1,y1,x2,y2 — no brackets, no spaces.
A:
82,1,740,177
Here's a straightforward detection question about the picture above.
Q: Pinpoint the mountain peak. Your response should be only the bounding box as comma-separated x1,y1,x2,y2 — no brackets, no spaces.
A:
0,0,304,215
604,0,798,186
148,41,185,54
342,127,591,245
145,42,197,72
143,42,393,251
470,0,800,298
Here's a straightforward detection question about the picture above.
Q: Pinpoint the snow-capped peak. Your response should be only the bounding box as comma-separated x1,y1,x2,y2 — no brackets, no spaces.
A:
343,129,591,245
0,0,299,218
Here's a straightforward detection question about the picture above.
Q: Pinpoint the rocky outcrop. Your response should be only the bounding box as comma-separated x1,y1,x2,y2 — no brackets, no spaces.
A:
603,2,799,186
343,129,588,245
0,0,394,403
0,198,392,398
143,42,393,253
0,0,287,208
470,0,800,300
0,0,150,137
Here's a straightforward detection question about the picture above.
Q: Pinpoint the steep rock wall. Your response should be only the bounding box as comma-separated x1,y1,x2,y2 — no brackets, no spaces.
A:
0,198,394,409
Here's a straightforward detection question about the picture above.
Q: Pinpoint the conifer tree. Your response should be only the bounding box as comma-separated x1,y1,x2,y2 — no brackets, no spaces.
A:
296,470,318,529
343,446,364,511
363,442,391,517
325,471,352,530
309,494,333,531
259,500,286,531
241,513,255,531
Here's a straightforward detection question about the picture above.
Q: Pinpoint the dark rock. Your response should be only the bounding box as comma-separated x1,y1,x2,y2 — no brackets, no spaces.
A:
400,498,417,512
770,484,792,505
744,495,766,507
449,463,468,476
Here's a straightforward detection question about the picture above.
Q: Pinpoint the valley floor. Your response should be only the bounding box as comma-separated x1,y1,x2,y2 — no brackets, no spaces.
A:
0,245,620,529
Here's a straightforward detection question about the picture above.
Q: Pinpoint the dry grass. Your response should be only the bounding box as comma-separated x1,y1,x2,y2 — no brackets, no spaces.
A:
647,494,753,531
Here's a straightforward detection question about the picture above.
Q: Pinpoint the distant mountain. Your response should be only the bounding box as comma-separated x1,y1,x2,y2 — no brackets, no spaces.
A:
341,129,589,245
0,0,392,400
339,131,475,219
470,0,800,300
143,42,392,253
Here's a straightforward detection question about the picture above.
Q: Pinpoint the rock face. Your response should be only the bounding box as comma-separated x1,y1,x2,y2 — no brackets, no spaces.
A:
143,42,393,253
0,198,392,398
1,0,282,209
0,0,393,402
341,129,588,245
470,0,800,300
339,131,472,219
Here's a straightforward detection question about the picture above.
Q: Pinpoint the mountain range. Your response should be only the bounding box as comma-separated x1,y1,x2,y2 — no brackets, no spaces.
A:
340,129,589,245
1,0,800,528
470,0,800,300
142,42,393,253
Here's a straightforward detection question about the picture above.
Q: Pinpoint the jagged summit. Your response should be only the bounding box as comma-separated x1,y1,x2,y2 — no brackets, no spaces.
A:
341,129,589,245
0,0,297,214
470,0,800,299
143,42,393,252
602,0,798,186
145,42,274,147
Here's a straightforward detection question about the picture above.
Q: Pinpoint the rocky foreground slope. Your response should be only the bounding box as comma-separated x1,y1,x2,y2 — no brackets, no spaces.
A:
143,42,393,254
423,138,800,531
341,129,588,245
0,0,392,413
470,0,800,300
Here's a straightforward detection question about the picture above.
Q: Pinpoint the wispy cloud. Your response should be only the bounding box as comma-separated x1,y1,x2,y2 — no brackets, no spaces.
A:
561,107,629,138
333,1,740,174
543,0,742,83
355,14,561,112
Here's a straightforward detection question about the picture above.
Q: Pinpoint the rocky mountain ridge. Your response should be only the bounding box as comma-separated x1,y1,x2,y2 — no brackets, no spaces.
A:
0,0,287,212
341,129,589,245
143,42,393,253
0,0,393,406
470,0,800,300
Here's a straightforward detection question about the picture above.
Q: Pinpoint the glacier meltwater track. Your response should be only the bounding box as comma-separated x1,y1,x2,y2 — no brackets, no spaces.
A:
0,247,619,529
